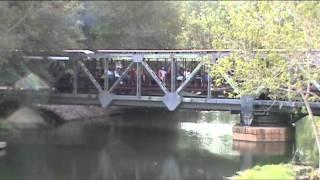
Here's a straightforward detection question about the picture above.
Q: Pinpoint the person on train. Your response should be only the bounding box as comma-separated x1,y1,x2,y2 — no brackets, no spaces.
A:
158,67,167,84
114,68,121,80
194,72,202,87
142,69,148,85
166,67,171,85
107,68,115,84
201,72,209,87
184,69,191,79
176,74,183,82
101,68,115,86
176,68,184,85
129,67,137,86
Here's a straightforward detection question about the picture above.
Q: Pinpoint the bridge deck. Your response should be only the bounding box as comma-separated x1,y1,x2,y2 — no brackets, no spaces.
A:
42,93,320,115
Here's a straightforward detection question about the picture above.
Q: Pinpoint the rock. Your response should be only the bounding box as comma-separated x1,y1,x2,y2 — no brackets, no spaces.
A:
6,107,47,128
0,141,6,149
294,165,319,180
294,165,313,175
34,105,112,121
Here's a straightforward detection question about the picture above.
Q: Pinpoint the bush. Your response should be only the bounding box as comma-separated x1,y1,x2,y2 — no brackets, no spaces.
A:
235,164,294,180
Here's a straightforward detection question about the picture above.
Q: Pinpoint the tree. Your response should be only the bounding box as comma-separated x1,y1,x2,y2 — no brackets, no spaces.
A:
81,1,182,49
177,1,230,49
0,1,84,84
179,1,320,103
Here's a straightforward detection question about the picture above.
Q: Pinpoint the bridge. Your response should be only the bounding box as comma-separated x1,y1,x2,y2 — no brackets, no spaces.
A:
2,49,320,127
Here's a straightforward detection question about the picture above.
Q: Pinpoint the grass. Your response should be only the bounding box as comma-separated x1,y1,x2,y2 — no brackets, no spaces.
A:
234,164,294,180
316,117,320,130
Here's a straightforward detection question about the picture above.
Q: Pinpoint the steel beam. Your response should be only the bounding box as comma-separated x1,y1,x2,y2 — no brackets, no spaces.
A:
136,62,141,98
207,66,212,98
38,92,320,115
109,61,134,93
141,61,169,94
72,61,78,95
78,61,103,93
221,73,240,94
48,93,320,109
176,61,204,94
240,95,254,126
103,58,109,90
171,58,176,92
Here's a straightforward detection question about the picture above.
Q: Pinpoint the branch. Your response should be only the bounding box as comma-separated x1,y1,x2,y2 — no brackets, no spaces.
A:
262,99,277,113
6,1,34,33
300,92,313,118
279,87,320,100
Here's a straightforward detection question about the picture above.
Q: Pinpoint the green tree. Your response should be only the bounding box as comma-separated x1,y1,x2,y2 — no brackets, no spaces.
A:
179,1,320,103
0,1,84,84
82,1,182,49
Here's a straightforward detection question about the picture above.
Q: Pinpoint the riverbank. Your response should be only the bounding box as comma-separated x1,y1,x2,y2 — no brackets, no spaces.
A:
226,164,319,180
0,104,124,129
33,104,116,121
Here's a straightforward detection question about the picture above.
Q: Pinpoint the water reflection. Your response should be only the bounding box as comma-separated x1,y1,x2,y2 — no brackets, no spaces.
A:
295,117,319,166
0,109,293,180
233,141,292,156
160,157,181,180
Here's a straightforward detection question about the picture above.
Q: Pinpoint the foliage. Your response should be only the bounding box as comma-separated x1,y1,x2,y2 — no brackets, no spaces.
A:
0,1,319,103
179,1,320,101
82,1,182,49
211,52,290,98
0,1,83,51
234,164,294,180
0,1,83,83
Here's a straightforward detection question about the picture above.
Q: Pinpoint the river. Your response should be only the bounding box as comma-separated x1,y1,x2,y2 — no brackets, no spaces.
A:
0,108,296,180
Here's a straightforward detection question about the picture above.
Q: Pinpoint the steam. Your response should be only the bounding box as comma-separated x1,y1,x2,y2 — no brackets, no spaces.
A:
14,73,50,90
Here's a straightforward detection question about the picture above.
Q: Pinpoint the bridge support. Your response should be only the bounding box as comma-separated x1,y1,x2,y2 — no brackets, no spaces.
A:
162,92,182,111
240,95,254,126
233,125,293,142
236,95,296,142
234,110,296,142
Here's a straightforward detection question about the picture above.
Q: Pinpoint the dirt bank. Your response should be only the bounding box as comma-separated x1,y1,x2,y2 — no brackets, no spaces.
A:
0,104,125,129
33,104,118,121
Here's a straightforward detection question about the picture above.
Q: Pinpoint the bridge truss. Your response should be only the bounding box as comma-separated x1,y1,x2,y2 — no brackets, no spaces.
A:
9,50,320,125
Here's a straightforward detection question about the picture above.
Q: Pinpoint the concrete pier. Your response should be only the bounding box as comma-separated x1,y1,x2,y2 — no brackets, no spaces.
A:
233,125,293,142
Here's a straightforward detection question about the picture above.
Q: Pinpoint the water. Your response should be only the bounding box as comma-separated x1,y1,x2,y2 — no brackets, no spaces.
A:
0,108,293,180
